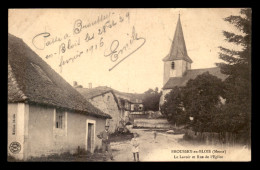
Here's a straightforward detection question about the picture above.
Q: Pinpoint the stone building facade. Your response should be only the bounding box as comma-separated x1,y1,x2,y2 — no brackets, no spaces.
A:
76,87,122,132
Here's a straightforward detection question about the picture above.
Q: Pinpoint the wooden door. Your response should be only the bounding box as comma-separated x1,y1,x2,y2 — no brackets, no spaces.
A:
87,123,92,151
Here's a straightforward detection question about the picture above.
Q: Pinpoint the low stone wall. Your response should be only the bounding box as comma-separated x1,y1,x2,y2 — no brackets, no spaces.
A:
144,111,163,118
133,118,172,129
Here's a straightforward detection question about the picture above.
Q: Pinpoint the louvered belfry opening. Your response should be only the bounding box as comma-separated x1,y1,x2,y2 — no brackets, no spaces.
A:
171,62,175,69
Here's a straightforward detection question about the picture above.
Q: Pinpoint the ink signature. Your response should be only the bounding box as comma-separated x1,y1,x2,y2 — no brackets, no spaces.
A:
104,26,146,71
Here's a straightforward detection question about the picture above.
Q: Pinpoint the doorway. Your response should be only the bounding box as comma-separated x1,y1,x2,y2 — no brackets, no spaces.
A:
87,123,93,151
86,120,96,153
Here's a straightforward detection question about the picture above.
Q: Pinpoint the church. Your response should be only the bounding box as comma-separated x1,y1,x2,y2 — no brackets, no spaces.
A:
160,14,227,106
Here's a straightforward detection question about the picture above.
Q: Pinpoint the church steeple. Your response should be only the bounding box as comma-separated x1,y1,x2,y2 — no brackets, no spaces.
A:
163,14,193,86
163,14,193,63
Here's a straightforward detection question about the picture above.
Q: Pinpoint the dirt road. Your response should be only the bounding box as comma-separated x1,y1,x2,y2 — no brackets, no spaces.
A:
110,128,251,162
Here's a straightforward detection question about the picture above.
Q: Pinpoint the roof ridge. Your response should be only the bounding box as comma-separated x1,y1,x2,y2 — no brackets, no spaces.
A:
187,67,219,71
8,61,28,101
163,66,226,90
77,86,112,92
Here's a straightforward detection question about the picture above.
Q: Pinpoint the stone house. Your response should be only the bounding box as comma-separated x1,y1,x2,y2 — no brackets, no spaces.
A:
75,86,122,132
8,34,111,160
112,91,144,123
76,85,145,125
117,96,131,122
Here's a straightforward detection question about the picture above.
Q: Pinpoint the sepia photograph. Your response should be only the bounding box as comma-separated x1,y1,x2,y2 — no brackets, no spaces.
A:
8,8,251,162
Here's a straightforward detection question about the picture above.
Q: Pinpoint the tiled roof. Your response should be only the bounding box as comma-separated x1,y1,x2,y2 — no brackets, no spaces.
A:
77,86,144,103
163,67,228,89
76,87,113,100
8,33,111,119
76,87,121,110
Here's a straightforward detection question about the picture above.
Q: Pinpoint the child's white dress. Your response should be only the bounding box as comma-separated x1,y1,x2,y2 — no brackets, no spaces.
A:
131,137,139,153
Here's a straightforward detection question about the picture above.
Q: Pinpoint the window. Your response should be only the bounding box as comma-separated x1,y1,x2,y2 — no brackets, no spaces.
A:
56,109,65,129
131,104,135,111
120,99,125,107
53,109,67,138
171,62,175,69
134,104,139,111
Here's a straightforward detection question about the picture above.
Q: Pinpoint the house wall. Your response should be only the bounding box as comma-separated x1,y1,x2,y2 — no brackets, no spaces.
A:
130,103,144,112
66,110,106,153
117,96,131,110
15,104,106,159
26,104,54,158
124,110,131,123
8,103,29,160
89,92,121,132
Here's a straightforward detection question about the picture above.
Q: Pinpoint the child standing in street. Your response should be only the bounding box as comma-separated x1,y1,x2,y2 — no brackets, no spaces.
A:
153,130,157,143
131,132,140,162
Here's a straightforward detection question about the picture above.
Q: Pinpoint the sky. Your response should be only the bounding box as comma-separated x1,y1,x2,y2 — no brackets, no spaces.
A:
8,8,243,93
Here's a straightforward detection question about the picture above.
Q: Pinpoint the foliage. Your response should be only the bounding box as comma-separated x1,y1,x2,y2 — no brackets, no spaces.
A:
161,72,225,131
160,86,187,126
216,8,251,137
142,87,162,111
182,72,225,132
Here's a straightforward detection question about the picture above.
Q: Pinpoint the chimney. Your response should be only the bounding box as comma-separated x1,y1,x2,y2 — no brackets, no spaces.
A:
73,81,78,87
89,83,92,89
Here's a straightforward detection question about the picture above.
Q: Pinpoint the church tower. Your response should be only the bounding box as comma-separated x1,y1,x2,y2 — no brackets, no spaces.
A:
162,14,193,86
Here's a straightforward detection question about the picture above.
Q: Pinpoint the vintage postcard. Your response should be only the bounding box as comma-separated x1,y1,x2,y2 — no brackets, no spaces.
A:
8,8,251,162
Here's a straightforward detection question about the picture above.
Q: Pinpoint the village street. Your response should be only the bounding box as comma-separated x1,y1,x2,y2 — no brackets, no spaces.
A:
109,128,251,162
110,128,184,162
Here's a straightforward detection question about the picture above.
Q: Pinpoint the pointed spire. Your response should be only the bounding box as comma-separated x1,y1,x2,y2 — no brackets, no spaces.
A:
163,14,193,63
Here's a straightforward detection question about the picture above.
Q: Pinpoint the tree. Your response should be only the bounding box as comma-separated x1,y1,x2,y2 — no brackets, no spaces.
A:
182,72,225,133
216,8,251,141
161,72,225,130
160,86,187,126
143,87,162,111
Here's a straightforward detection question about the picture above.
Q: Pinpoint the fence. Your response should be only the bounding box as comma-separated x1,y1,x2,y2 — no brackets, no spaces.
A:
184,129,250,146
